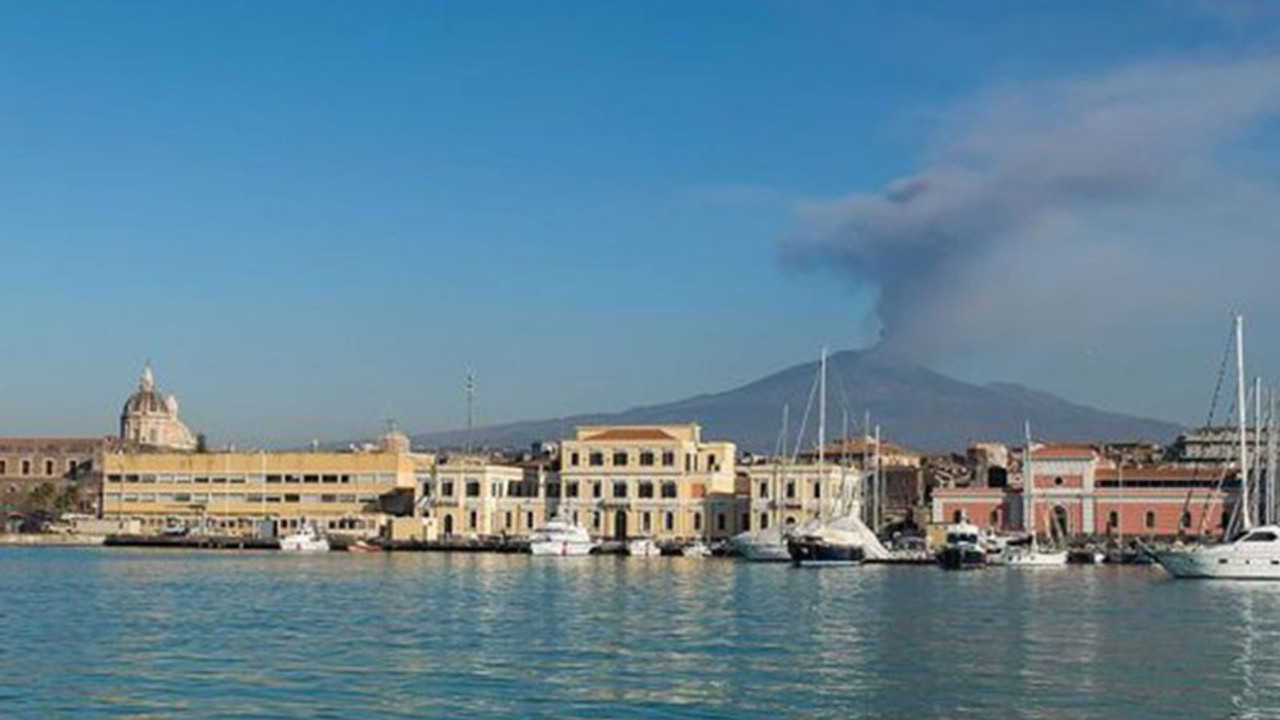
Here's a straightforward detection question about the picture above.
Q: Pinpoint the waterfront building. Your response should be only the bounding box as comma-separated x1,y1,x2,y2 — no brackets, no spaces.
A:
740,459,861,534
0,437,109,530
931,442,1238,540
552,424,740,541
119,364,198,451
102,429,430,536
419,454,546,538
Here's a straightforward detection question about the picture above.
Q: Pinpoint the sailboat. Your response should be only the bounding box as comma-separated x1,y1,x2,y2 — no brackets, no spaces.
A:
991,423,1067,567
786,347,889,566
1151,314,1280,580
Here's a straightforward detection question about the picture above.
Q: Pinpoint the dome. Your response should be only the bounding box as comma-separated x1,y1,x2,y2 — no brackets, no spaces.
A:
121,388,170,417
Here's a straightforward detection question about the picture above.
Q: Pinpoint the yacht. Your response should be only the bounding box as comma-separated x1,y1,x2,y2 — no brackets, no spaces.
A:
937,521,987,570
787,527,866,566
730,526,793,562
992,424,1068,568
280,522,330,553
626,537,660,557
529,520,597,557
1150,315,1280,580
1151,526,1280,579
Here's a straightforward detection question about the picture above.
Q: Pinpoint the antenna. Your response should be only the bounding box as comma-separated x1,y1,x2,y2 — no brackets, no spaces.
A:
465,368,476,454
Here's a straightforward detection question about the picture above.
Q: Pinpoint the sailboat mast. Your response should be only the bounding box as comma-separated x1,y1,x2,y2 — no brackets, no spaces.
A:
874,423,882,532
1026,421,1037,553
1237,314,1252,531
1268,390,1278,527
817,347,827,516
1256,376,1263,526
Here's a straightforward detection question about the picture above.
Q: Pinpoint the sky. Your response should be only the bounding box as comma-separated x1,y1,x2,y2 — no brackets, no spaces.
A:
1,0,1278,445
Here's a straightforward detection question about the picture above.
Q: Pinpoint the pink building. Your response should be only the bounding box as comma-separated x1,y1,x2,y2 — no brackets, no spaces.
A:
932,444,1239,540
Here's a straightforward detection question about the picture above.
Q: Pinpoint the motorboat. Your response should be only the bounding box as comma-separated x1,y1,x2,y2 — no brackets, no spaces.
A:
937,521,986,570
1149,525,1280,579
787,531,865,566
346,539,381,553
280,523,330,553
529,520,597,557
730,526,793,562
682,540,711,558
626,537,660,557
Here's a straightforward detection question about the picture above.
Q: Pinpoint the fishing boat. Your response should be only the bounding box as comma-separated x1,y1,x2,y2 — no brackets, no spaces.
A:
280,522,330,553
626,537,660,557
529,519,597,557
937,520,987,570
1151,315,1280,580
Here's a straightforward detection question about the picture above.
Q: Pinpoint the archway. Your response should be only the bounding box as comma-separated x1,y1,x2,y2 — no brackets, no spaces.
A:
1051,506,1070,540
614,510,628,539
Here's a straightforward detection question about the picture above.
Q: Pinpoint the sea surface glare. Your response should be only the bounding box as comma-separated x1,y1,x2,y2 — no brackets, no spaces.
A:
2,548,1279,719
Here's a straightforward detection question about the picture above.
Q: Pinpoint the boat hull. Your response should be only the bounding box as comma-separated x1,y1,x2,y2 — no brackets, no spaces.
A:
788,538,865,566
736,542,793,562
1152,549,1280,580
626,539,660,557
937,546,986,570
530,540,595,557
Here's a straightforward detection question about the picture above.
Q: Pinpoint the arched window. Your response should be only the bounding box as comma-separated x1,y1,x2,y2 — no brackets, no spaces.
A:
1145,511,1156,529
760,513,769,530
1108,510,1119,529
953,509,963,523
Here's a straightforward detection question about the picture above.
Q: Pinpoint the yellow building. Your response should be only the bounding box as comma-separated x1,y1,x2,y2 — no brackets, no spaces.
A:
420,456,547,538
553,424,741,541
741,459,863,533
102,441,431,536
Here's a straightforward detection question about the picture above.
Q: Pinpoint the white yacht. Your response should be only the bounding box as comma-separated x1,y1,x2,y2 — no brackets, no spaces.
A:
730,526,793,562
937,521,987,570
682,540,711,558
529,520,597,557
1150,315,1280,580
626,537,661,557
1151,526,1280,579
280,522,330,553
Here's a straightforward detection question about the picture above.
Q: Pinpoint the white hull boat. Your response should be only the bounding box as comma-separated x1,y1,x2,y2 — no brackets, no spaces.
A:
280,524,330,553
626,537,660,557
529,520,597,557
1151,525,1280,580
682,541,711,558
730,527,792,562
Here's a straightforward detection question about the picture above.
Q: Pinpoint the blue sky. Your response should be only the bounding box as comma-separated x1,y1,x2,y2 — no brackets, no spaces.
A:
2,1,1278,444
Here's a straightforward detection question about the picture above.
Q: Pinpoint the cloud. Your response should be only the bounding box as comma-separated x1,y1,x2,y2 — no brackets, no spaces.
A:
787,54,1280,358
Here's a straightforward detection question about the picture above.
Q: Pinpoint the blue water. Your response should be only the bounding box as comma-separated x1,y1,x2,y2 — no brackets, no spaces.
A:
2,549,1279,719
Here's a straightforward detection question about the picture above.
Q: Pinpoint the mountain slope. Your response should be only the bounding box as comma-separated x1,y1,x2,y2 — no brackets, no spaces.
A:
412,349,1183,453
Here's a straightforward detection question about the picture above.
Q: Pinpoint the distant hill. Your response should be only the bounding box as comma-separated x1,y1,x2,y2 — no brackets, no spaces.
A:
409,348,1183,454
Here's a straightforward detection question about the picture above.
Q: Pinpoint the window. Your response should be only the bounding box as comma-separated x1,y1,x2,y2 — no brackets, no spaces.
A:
989,508,1000,525
1053,476,1064,486
758,481,768,499
665,512,674,531
1108,510,1119,528
613,452,628,467
505,511,513,530
44,459,55,476
785,482,796,499
708,454,717,471
642,512,652,532
0,460,6,474
1180,511,1192,529
66,459,78,476
526,511,534,528
1145,511,1156,529
693,512,702,532
548,483,561,498
661,451,675,467
442,482,454,497
566,482,579,498
613,482,628,499
685,455,693,472
638,482,654,499
21,460,30,476
640,451,654,467
570,452,580,467
813,481,821,500
466,482,481,498
589,452,604,467
661,482,677,499
760,513,769,530
953,509,963,523
469,511,478,530
717,513,726,531
592,482,602,499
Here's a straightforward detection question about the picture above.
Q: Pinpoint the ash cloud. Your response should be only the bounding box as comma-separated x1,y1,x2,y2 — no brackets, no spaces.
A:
789,55,1280,357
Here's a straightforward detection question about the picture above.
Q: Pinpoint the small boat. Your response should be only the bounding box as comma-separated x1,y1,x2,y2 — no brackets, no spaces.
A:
626,537,660,557
787,532,865,566
682,540,711,558
529,520,597,557
280,523,330,553
996,424,1068,568
937,521,986,570
1067,548,1107,564
346,539,381,553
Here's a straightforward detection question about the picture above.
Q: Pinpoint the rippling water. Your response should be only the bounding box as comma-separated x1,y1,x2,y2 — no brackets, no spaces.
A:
3,549,1280,719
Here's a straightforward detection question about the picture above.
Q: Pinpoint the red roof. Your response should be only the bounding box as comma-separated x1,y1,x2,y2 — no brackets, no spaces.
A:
1031,444,1097,460
582,428,677,442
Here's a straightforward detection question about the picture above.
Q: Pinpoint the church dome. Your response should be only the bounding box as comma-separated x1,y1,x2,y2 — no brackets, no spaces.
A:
120,364,171,418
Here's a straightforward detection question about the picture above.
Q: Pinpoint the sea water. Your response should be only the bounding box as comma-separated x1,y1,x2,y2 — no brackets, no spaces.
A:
1,548,1278,719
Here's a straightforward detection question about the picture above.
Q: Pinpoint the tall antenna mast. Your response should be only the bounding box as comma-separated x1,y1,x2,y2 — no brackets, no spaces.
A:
465,368,476,454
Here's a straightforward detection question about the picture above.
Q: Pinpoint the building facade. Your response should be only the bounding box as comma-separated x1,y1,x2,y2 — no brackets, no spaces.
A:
931,443,1239,540
740,460,862,534
0,437,108,530
420,456,545,538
